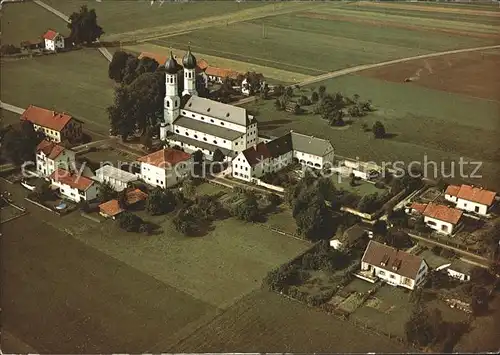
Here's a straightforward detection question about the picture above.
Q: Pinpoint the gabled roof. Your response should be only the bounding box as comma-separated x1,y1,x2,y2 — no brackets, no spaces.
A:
410,202,428,214
42,29,60,41
182,96,251,126
290,131,334,157
21,105,73,131
99,199,123,217
445,184,461,197
95,165,137,183
49,168,94,191
36,139,66,160
266,133,293,158
242,142,271,167
197,59,209,71
455,184,496,206
362,240,425,280
205,66,239,79
138,51,168,65
423,203,463,225
137,148,191,168
126,188,148,205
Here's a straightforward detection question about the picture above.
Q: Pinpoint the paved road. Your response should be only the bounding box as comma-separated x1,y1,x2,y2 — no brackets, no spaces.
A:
0,101,24,115
33,0,113,62
235,43,500,106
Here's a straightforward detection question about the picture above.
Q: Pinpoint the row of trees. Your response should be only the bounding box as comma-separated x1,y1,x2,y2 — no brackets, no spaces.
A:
1,121,45,165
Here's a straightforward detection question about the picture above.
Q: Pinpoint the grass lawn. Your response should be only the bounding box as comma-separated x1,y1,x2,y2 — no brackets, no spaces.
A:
0,1,68,46
0,49,114,135
80,147,138,167
245,74,500,190
0,109,20,127
44,210,310,309
1,215,215,353
172,289,410,353
42,0,269,37
331,175,384,197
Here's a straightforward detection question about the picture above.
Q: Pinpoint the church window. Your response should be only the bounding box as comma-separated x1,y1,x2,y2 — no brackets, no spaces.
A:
167,101,170,107
210,119,214,123
185,132,189,136
175,129,179,133
207,108,211,112
194,135,198,139
203,137,207,141
235,142,238,146
213,140,217,144
192,114,195,118
201,116,205,120
182,111,186,115
223,140,226,143
220,122,224,126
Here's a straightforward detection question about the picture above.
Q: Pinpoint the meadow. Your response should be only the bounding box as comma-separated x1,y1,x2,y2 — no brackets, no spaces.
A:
0,1,67,45
0,109,20,127
0,49,114,135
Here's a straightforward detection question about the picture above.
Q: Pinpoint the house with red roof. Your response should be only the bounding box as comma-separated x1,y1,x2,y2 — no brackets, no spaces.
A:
99,188,148,219
49,168,98,202
444,184,497,216
36,139,76,178
136,148,192,188
42,29,65,51
359,240,428,290
406,202,463,235
21,105,83,144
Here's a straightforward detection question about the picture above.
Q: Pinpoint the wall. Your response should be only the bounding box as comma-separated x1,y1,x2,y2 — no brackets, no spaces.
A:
165,159,192,188
173,124,235,152
456,198,488,215
424,215,455,235
140,163,166,188
445,194,458,203
256,179,284,193
181,108,247,134
447,269,470,282
232,154,252,181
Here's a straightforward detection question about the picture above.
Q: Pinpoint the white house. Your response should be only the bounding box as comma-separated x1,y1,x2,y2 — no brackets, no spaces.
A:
343,160,380,181
21,105,83,144
35,139,76,178
422,203,463,235
204,66,239,84
49,168,98,202
436,260,473,282
359,240,428,290
232,131,334,182
42,29,65,51
445,184,496,216
137,148,192,188
95,165,138,192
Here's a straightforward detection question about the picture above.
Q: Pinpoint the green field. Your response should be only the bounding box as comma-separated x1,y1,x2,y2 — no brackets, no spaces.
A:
245,74,500,190
0,1,68,45
0,109,20,127
0,49,113,135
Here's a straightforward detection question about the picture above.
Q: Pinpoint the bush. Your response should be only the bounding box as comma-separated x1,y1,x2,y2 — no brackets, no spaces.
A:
374,181,385,189
0,44,21,55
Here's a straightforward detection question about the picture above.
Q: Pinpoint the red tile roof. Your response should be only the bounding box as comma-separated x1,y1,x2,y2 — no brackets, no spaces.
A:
456,185,496,206
242,142,271,167
362,240,425,280
137,148,191,168
410,202,428,214
138,51,168,64
125,188,148,205
99,199,123,217
36,140,66,160
42,29,59,41
423,203,463,225
197,59,209,71
205,66,240,79
49,168,94,191
21,105,73,131
445,184,461,197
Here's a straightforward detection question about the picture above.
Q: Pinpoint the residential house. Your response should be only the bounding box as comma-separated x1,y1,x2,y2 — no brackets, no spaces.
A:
49,168,98,202
360,240,428,290
445,184,496,216
36,139,76,178
422,203,463,235
99,188,148,219
21,105,83,143
231,131,334,182
436,260,473,282
95,165,138,192
42,29,65,51
137,148,192,188
205,66,239,84
344,160,380,181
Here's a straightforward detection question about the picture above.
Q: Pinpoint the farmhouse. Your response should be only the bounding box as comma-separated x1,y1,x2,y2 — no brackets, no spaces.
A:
35,139,76,178
137,148,192,189
98,188,148,219
231,131,334,182
42,29,65,51
205,66,240,83
94,165,138,192
444,184,496,216
21,105,83,143
49,168,98,202
359,240,428,290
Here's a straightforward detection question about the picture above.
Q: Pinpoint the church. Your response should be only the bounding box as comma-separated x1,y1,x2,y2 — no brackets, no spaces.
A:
161,48,258,161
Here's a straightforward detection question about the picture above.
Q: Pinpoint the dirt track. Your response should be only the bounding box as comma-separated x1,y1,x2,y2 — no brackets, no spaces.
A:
355,1,500,17
359,50,500,101
297,12,500,40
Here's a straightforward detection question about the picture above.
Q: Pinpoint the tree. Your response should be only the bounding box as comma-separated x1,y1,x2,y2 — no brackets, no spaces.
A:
181,178,196,198
318,85,326,98
108,51,132,82
98,181,117,203
233,194,260,222
357,193,379,213
1,121,43,165
34,180,52,201
372,121,386,139
117,190,127,209
212,148,225,163
260,83,270,99
146,187,176,215
311,91,319,103
471,285,489,315
139,222,154,235
405,306,443,347
298,95,310,106
273,84,284,97
117,211,143,232
67,5,104,45
285,86,294,98
295,196,334,241
353,93,360,103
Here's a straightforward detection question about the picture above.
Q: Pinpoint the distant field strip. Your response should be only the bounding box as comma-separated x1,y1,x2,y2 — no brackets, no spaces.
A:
355,1,500,17
316,6,500,34
105,2,324,43
124,43,313,83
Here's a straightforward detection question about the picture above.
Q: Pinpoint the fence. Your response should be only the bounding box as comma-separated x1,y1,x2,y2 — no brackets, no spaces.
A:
24,197,61,216
255,179,285,193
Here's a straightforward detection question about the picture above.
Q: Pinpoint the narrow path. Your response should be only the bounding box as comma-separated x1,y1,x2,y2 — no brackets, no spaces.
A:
234,43,500,106
33,0,112,62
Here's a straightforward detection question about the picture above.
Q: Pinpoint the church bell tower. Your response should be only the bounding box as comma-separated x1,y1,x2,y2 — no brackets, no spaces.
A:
161,51,180,141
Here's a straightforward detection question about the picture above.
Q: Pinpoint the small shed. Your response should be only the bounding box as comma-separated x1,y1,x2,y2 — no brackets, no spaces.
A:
330,224,370,251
